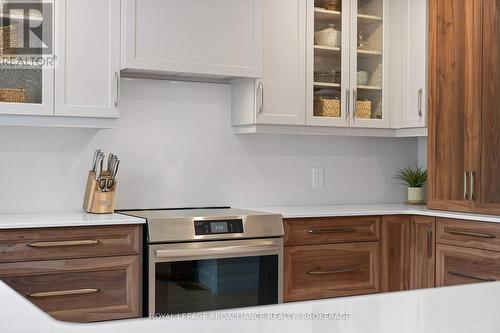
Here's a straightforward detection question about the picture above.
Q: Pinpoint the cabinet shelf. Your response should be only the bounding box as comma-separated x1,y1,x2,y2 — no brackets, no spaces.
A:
357,49,383,58
314,7,341,22
314,82,340,88
358,85,382,91
314,45,341,57
358,14,383,25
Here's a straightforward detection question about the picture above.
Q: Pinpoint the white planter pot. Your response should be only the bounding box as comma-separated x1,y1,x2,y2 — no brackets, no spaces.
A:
408,187,423,204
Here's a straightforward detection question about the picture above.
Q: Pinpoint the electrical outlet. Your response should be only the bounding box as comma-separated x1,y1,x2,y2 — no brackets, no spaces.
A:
312,167,324,188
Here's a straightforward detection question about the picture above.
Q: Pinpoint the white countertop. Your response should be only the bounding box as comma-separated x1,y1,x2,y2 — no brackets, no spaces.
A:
0,211,145,229
245,203,500,223
1,280,499,333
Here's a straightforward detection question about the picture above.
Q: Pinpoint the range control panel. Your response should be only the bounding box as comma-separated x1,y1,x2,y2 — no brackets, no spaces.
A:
194,219,244,235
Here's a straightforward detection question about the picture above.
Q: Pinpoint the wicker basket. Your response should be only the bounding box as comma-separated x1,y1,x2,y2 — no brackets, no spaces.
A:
356,100,372,119
0,88,26,103
314,95,341,118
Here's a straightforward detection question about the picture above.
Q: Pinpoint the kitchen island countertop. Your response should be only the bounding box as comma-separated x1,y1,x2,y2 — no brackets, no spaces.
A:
1,280,499,333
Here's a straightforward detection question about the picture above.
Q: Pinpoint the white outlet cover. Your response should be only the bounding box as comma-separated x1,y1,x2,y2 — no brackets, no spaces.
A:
312,167,324,188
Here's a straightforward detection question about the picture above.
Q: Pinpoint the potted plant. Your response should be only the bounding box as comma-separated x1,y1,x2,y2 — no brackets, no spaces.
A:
395,167,427,204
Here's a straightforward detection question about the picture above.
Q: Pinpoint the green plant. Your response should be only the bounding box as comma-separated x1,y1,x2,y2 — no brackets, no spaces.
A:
395,167,427,188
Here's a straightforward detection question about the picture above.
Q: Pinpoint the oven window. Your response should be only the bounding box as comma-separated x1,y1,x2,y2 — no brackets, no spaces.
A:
155,255,278,314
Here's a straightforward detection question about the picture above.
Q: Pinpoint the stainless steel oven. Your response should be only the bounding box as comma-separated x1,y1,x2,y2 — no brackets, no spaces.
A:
122,208,283,315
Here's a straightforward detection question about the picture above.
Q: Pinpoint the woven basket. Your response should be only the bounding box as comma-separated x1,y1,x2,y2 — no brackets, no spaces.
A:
0,88,26,103
356,100,372,119
314,95,341,118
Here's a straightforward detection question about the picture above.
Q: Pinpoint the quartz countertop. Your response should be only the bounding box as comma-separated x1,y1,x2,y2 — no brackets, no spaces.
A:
0,211,145,229
244,204,500,223
1,280,499,333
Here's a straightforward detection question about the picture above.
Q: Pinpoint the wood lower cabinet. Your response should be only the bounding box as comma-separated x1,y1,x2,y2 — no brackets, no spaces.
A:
436,244,500,287
381,215,411,292
410,216,436,289
436,218,500,252
284,242,380,302
0,256,140,323
0,225,142,323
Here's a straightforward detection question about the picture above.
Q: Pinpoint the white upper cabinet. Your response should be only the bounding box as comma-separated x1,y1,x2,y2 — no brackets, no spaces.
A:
401,0,427,128
55,0,120,118
0,0,54,116
232,0,306,126
307,0,391,129
121,0,263,79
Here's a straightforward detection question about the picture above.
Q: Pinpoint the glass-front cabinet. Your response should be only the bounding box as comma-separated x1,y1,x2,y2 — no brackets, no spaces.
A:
0,0,54,115
307,0,389,128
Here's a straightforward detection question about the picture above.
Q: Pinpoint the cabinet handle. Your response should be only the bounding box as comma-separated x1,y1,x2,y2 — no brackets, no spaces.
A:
307,268,355,276
257,82,264,115
418,88,423,119
308,227,355,234
446,230,496,239
352,89,358,122
427,228,433,258
28,288,99,298
447,271,496,282
469,171,475,201
464,171,468,200
346,89,350,121
28,240,100,248
114,72,120,107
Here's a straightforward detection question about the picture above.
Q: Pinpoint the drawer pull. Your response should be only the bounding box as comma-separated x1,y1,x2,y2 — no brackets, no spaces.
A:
28,240,100,248
308,228,355,234
28,288,99,298
447,271,496,282
447,230,496,239
307,268,355,276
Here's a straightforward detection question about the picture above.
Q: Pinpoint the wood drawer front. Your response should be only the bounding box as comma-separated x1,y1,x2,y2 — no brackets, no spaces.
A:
0,225,141,263
0,256,140,322
284,216,380,246
436,244,500,287
284,242,380,302
436,218,500,252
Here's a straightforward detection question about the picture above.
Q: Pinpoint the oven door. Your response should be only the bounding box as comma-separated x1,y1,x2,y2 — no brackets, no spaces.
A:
149,238,283,315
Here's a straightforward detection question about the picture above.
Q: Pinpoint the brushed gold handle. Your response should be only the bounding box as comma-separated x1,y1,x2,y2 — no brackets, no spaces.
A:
447,271,496,282
28,288,99,298
447,230,496,239
307,268,355,276
28,240,100,248
308,227,355,234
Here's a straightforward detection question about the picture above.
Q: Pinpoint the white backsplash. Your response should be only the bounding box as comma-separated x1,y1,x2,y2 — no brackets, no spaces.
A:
0,78,418,213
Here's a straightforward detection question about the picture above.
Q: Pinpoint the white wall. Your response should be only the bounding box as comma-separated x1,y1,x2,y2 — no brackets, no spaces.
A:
418,137,428,168
0,79,418,213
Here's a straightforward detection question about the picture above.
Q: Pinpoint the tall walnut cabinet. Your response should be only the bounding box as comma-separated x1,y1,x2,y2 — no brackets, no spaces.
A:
428,0,500,215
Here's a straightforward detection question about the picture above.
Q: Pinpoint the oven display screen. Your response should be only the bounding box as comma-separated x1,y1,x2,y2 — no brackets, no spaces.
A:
210,222,228,233
194,219,244,235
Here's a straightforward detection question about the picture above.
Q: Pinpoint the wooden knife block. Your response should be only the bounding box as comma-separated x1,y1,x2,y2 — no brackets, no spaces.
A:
83,171,116,214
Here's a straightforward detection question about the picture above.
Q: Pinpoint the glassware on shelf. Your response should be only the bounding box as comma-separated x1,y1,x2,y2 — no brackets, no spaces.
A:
314,70,341,84
357,31,366,50
315,24,341,48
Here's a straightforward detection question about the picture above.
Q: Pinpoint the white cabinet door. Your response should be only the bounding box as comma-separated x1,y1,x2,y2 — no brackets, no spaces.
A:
349,0,391,129
257,0,306,125
122,0,262,79
306,0,351,127
402,0,426,128
0,0,54,116
55,0,120,118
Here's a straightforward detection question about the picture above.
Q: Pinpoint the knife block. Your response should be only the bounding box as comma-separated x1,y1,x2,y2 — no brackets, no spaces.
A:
83,171,116,214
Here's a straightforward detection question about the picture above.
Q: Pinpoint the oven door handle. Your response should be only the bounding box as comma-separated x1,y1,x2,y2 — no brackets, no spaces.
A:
154,242,280,259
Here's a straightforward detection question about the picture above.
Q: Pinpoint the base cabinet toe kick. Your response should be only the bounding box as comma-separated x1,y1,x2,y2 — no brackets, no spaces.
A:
283,215,500,302
0,225,142,323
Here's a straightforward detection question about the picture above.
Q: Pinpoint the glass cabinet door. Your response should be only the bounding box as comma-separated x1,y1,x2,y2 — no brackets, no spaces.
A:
351,0,388,127
306,0,350,127
0,0,53,115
